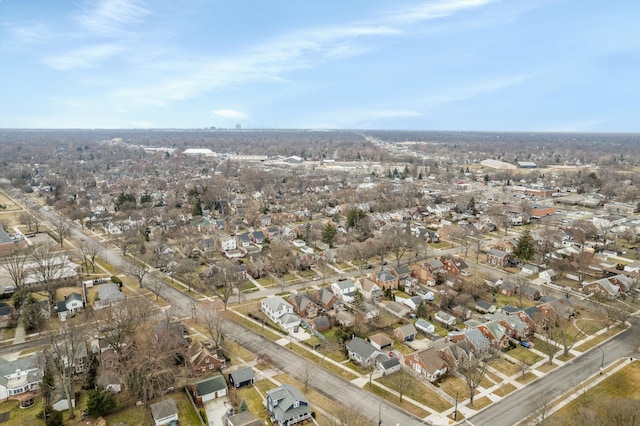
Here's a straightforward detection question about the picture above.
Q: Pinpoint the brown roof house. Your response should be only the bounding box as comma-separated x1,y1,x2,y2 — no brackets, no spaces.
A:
405,347,448,382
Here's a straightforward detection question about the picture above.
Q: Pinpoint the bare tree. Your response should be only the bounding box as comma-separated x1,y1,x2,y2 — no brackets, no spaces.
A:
125,261,148,288
199,303,225,347
174,258,201,293
517,359,531,381
472,235,485,264
458,347,497,407
0,248,28,289
113,230,140,257
31,243,71,315
268,241,292,292
51,215,71,247
515,274,532,309
45,322,86,420
20,212,35,232
91,298,153,358
300,366,316,393
382,224,417,268
149,276,163,300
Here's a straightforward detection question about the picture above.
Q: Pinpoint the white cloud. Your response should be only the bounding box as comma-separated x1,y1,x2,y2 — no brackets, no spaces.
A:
212,110,248,120
76,0,149,36
43,43,125,70
385,0,496,24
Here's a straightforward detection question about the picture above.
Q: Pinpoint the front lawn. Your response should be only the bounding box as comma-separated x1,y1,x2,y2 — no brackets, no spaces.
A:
377,370,451,412
508,346,543,365
490,357,520,377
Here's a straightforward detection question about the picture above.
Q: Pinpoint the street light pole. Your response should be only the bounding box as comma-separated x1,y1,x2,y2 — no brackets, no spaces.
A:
598,346,604,374
378,400,383,426
454,391,458,421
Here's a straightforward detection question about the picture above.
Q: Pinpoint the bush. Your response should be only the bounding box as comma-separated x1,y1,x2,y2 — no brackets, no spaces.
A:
111,275,122,286
199,409,208,423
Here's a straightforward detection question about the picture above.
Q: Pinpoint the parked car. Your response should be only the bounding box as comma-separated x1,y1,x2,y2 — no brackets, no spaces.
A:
519,341,532,349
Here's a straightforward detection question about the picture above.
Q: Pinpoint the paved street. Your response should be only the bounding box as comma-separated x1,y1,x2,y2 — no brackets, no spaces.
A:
467,319,640,426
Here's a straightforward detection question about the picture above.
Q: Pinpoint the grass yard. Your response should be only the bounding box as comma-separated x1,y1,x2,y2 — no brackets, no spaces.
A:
467,395,492,410
221,339,257,363
0,399,43,425
485,371,502,384
492,382,517,397
289,344,358,381
536,362,558,373
392,340,414,354
256,276,275,286
237,385,268,422
439,376,471,401
377,369,451,412
515,371,537,384
556,352,575,362
255,379,278,396
546,361,640,425
508,346,543,365
224,310,283,341
363,383,431,418
530,337,559,358
480,375,496,390
105,403,154,425
490,357,520,377
573,324,626,352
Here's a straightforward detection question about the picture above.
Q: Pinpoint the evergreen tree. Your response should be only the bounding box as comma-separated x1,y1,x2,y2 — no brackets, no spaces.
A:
321,222,337,247
87,386,117,417
513,230,535,262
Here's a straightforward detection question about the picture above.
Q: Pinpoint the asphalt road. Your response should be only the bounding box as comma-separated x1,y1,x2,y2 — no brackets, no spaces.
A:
467,319,640,426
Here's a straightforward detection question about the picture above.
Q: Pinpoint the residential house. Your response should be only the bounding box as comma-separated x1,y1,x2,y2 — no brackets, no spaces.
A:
475,320,508,348
449,328,491,353
487,248,511,267
345,337,382,368
236,233,252,248
312,288,337,310
251,230,266,244
331,280,355,303
411,264,437,286
261,296,294,324
372,270,399,290
260,214,271,227
96,371,122,394
355,278,383,301
523,287,541,301
452,305,472,320
229,367,256,389
426,259,446,274
539,269,557,284
521,263,539,275
401,295,425,311
474,300,496,314
496,279,518,296
93,283,125,310
192,374,228,404
434,311,456,327
393,324,417,342
491,312,530,339
582,275,632,299
0,303,14,328
392,265,412,280
0,353,43,400
186,341,225,376
150,398,178,426
57,292,84,321
288,294,319,319
221,236,237,251
405,347,448,382
266,384,312,426
494,238,518,253
539,298,576,319
415,318,436,334
335,310,354,327
443,256,471,276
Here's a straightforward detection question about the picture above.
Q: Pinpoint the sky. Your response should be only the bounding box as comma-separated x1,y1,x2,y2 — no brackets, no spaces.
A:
1,0,639,131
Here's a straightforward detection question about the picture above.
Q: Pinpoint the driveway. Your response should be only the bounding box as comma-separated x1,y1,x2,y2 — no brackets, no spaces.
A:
204,396,232,426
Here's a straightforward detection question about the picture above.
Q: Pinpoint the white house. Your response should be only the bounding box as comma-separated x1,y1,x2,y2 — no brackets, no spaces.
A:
435,311,456,327
415,318,436,334
261,296,293,324
221,236,237,251
193,375,227,403
0,353,43,400
539,269,557,284
331,280,355,303
57,293,83,321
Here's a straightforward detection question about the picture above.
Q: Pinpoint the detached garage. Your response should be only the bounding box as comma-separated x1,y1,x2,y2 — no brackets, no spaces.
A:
193,374,228,404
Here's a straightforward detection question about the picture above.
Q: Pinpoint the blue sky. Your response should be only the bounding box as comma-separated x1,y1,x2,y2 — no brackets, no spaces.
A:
1,0,639,131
